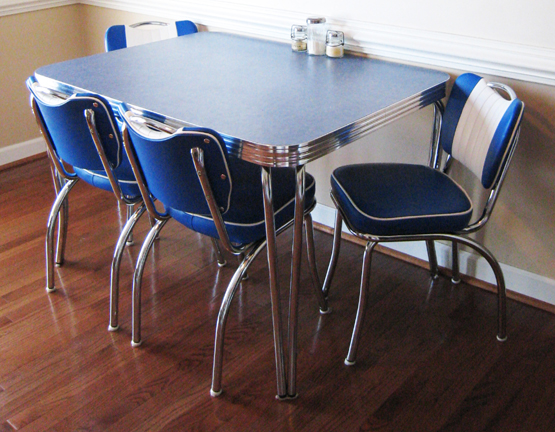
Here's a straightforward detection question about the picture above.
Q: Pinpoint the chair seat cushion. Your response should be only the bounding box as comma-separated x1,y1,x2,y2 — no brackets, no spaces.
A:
331,163,473,236
74,167,140,199
169,170,316,246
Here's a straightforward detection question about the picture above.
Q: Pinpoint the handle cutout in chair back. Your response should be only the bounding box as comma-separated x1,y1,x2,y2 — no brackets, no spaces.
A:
123,112,232,216
439,73,524,189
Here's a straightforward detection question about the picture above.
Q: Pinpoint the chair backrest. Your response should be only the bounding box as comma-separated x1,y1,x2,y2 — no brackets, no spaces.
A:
105,20,198,52
27,76,124,175
439,73,524,190
121,110,232,217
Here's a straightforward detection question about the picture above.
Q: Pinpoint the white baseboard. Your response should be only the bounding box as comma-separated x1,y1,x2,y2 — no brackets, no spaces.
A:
0,138,46,167
312,203,555,306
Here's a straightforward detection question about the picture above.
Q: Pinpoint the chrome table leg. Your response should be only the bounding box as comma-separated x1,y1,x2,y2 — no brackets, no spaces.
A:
261,167,287,399
286,166,305,398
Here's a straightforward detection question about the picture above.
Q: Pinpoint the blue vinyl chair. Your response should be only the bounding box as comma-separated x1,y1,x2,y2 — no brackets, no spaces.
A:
105,20,198,52
27,76,145,332
322,73,524,365
120,109,328,397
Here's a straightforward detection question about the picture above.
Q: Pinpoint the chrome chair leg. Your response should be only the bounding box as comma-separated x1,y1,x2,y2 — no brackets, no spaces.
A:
46,179,78,292
450,236,507,342
108,204,146,332
261,166,287,399
131,218,168,347
451,241,461,284
237,253,248,280
211,237,227,267
322,210,343,299
50,171,68,267
55,196,69,267
210,240,266,397
126,203,135,245
345,241,377,366
52,172,69,266
426,240,439,279
304,214,329,313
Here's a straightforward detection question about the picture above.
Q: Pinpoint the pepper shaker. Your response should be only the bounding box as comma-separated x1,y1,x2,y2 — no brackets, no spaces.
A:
326,30,344,58
291,25,307,52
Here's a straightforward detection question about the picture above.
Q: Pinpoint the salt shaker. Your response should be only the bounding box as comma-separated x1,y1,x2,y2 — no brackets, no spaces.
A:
306,17,327,55
291,25,307,52
326,30,344,58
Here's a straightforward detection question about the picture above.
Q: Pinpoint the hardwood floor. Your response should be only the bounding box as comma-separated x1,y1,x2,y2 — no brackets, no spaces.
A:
1,157,555,431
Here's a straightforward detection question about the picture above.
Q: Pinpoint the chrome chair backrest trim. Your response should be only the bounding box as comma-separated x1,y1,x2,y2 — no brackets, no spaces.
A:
190,147,246,255
29,82,137,206
130,21,168,28
121,111,248,255
121,122,171,222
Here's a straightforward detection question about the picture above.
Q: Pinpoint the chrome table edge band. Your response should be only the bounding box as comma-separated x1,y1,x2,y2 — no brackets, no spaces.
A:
35,74,446,168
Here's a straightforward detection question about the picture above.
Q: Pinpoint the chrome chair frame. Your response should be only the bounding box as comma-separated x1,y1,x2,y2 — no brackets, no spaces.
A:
323,81,524,365
130,21,169,28
29,84,145,332
121,113,327,398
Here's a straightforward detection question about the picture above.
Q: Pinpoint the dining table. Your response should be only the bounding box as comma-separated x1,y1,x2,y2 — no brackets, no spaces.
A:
34,31,450,399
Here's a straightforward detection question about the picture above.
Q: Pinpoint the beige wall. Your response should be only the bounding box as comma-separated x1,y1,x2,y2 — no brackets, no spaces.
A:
3,4,555,285
0,5,162,150
0,5,85,148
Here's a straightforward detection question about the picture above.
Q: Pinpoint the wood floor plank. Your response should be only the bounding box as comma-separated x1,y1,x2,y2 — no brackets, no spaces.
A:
1,157,555,431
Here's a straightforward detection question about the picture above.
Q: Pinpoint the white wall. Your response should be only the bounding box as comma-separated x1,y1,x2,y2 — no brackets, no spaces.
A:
234,0,554,49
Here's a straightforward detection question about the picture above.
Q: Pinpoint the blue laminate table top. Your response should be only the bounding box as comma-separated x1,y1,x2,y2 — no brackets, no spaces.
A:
35,32,449,166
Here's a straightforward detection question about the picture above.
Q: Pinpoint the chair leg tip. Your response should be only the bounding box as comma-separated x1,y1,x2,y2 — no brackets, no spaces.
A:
344,358,356,366
319,306,332,315
497,335,508,342
46,286,56,293
107,325,119,332
451,277,461,284
126,240,135,246
131,339,143,347
55,262,63,268
210,388,223,397
217,260,227,268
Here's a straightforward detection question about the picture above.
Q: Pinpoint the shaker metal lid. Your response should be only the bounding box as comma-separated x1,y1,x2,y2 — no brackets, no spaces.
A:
306,17,326,25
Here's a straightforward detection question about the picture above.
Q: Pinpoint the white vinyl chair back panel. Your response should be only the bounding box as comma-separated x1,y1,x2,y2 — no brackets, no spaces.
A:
440,73,524,189
125,24,179,48
451,79,512,184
